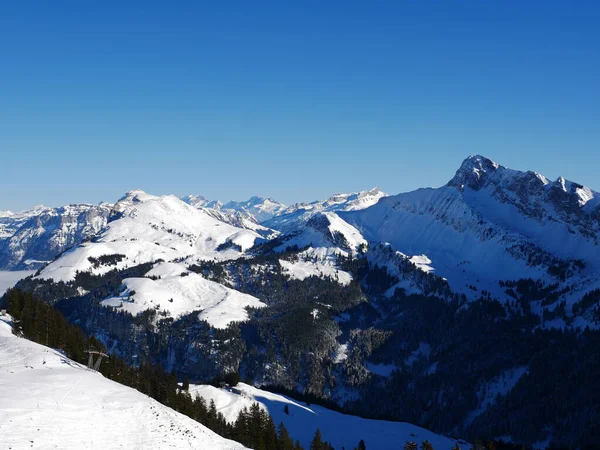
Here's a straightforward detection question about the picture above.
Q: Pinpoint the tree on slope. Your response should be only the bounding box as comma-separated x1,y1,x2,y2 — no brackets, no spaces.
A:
278,422,295,450
310,429,325,450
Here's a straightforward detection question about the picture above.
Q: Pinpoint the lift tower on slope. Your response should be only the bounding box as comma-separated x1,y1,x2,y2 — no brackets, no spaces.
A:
85,349,109,372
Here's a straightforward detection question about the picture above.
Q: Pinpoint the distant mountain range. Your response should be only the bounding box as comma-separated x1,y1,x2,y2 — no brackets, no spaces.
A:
0,186,386,271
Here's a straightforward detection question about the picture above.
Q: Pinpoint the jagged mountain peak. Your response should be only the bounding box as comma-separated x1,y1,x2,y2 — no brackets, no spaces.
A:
446,155,599,214
448,155,503,191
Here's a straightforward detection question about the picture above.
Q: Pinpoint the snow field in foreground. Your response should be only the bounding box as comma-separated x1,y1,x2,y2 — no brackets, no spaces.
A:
0,319,246,450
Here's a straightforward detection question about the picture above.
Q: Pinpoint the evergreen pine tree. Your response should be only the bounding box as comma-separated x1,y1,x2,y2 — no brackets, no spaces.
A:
278,422,295,450
310,428,324,450
264,416,279,450
421,441,434,450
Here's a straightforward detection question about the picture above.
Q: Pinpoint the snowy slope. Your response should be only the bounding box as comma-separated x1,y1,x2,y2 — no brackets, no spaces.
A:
280,248,353,286
343,156,600,304
255,189,384,286
0,318,246,450
270,212,365,285
200,208,279,239
190,383,467,450
276,212,367,254
101,262,265,328
39,190,264,283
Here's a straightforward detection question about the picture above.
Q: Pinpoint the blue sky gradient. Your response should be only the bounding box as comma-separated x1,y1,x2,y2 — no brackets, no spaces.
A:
1,1,599,210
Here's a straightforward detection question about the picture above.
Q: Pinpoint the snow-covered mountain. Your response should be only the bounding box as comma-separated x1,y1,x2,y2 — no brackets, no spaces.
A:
343,155,600,307
198,207,279,239
181,195,282,238
180,194,224,210
0,317,246,450
39,190,265,283
190,383,467,450
182,194,287,224
0,203,111,270
223,196,287,223
36,191,267,328
264,187,386,233
0,189,380,274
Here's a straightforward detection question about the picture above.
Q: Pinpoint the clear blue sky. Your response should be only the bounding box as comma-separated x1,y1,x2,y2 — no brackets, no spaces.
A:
1,1,599,210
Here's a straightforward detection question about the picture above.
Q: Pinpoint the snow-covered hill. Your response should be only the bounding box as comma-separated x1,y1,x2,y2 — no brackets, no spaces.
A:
256,190,385,286
0,203,111,270
39,190,264,283
101,262,265,328
190,383,466,450
0,318,246,450
343,155,600,306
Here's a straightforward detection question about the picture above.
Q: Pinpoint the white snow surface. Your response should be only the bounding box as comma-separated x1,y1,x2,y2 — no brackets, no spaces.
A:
38,191,263,283
275,212,367,255
264,187,386,233
279,248,353,285
0,318,246,450
101,262,265,328
190,383,466,450
343,157,600,305
263,188,386,233
0,270,35,296
223,196,287,223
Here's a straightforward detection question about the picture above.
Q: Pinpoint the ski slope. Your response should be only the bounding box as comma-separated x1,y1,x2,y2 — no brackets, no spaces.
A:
190,383,467,450
0,317,246,450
